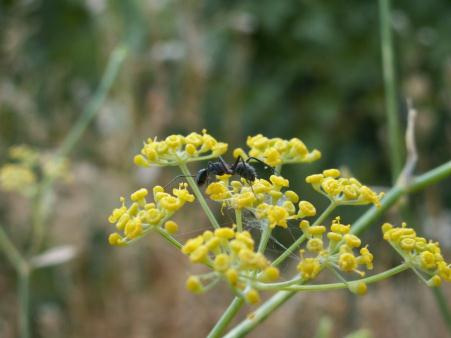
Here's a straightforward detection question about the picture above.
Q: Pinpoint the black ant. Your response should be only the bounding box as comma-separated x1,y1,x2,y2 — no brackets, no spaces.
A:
165,156,276,188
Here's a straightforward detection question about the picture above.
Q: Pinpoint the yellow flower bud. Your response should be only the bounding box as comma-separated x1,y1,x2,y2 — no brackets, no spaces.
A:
245,289,261,305
164,220,178,234
186,276,203,293
323,169,341,178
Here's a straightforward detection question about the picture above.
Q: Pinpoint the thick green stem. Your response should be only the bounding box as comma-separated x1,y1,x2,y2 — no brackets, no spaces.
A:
224,161,451,337
207,297,245,338
272,202,337,267
380,0,402,182
178,162,220,229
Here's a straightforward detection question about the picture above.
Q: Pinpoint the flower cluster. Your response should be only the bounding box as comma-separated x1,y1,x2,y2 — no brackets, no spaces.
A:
233,134,321,167
108,184,194,245
297,217,374,294
205,174,316,229
382,222,451,286
182,227,279,304
0,145,69,195
134,130,228,167
306,169,383,207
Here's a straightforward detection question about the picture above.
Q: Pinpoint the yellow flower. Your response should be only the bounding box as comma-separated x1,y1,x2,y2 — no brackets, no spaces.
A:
338,253,357,272
261,266,280,282
307,238,324,252
164,220,179,234
0,164,36,193
245,289,261,304
269,175,289,188
233,191,256,209
297,257,321,280
244,134,321,166
186,276,203,293
172,183,195,203
215,227,235,239
298,201,317,217
266,205,290,229
159,196,182,212
214,254,230,272
206,182,230,201
136,131,227,167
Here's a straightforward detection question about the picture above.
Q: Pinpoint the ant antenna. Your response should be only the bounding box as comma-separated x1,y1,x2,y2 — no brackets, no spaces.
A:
164,174,196,189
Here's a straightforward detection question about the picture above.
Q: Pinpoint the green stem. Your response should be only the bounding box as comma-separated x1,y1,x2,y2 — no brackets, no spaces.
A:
207,297,245,338
30,45,128,255
351,160,451,236
224,265,408,338
29,189,46,256
223,290,295,338
18,271,30,338
281,264,408,291
0,226,28,275
178,162,220,229
154,227,183,250
257,222,271,253
235,209,243,232
272,202,337,267
431,288,451,331
57,46,128,159
379,0,402,182
224,161,451,337
253,264,407,291
0,226,30,338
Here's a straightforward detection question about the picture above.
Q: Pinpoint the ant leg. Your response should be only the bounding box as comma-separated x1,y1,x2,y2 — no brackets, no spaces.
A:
246,157,279,175
164,174,196,189
219,156,233,174
247,179,257,197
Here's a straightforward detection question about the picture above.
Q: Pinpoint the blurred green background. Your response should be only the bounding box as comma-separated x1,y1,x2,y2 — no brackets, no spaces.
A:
0,0,450,337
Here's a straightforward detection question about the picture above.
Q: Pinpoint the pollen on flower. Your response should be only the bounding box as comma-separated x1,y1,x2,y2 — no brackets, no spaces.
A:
298,201,317,217
382,222,451,285
108,185,194,245
242,134,321,166
297,256,321,280
182,228,277,294
136,131,228,167
306,170,383,207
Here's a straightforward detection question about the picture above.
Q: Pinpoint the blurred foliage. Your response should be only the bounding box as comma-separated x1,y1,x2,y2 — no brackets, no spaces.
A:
0,0,450,337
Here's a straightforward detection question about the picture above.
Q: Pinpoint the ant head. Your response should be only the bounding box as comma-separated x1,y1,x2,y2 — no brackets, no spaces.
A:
195,168,209,186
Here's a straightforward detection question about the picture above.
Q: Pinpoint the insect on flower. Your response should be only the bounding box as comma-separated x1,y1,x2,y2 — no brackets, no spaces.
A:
196,155,279,187
165,156,276,189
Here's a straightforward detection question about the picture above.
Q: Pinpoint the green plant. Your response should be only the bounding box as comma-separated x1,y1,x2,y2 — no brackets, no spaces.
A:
108,132,451,337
